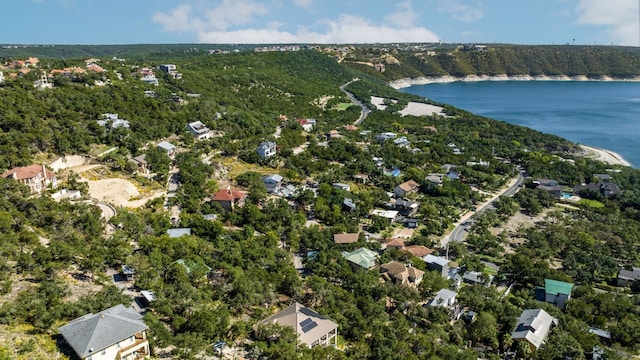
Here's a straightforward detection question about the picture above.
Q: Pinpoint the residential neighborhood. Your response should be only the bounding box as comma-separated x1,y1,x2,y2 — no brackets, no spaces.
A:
0,46,638,360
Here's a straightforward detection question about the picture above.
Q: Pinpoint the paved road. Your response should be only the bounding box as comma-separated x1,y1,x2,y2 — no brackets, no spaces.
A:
442,170,524,247
339,78,371,125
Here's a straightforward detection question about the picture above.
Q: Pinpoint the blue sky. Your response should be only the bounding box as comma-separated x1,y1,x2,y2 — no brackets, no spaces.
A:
6,0,640,45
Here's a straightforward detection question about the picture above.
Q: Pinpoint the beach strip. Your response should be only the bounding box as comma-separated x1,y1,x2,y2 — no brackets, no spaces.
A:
578,144,631,167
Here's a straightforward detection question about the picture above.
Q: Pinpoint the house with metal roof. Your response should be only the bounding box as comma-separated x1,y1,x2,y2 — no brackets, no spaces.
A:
342,247,378,271
544,279,574,309
156,141,177,158
423,254,450,278
58,304,150,360
258,303,338,349
511,308,557,351
617,266,640,287
428,288,457,307
166,228,192,238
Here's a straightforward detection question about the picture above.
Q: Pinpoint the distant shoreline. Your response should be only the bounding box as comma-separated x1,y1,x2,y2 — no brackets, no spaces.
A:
389,75,640,89
578,145,632,168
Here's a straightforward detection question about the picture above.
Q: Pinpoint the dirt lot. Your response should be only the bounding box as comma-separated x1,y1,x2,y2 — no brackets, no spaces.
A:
489,209,551,254
87,178,164,208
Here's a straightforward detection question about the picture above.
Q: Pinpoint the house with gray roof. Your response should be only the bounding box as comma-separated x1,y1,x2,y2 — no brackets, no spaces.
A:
186,121,212,140
257,141,277,158
423,254,450,278
511,308,557,351
58,304,150,360
428,288,457,307
258,303,338,348
157,141,176,158
617,266,640,287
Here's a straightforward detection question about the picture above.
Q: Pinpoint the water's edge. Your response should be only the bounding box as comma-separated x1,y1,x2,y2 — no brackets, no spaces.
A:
389,75,640,89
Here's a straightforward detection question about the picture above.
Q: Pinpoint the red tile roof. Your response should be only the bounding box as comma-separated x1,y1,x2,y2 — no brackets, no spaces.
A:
2,164,55,180
213,188,245,201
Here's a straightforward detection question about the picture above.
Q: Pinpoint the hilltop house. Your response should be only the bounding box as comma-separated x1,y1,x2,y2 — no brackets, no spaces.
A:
257,141,277,158
212,188,247,210
58,304,150,360
380,261,424,287
158,64,182,79
186,121,212,140
2,164,58,194
97,113,130,130
342,247,378,271
157,141,177,158
258,303,338,349
511,308,557,351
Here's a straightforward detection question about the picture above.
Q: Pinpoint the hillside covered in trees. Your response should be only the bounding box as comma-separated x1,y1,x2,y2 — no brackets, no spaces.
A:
0,46,639,360
339,44,640,80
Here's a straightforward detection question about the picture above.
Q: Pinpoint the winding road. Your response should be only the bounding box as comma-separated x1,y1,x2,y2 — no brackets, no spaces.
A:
340,78,371,125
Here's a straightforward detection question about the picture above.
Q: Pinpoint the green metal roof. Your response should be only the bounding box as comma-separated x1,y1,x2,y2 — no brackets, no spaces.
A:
545,279,574,295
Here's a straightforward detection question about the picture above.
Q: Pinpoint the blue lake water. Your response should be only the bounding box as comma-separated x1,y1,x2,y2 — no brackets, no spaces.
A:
400,81,640,167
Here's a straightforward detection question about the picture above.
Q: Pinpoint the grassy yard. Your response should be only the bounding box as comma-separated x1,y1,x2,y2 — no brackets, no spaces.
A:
333,103,352,111
578,198,605,208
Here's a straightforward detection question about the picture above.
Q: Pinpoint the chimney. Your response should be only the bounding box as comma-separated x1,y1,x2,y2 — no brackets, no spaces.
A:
42,164,47,180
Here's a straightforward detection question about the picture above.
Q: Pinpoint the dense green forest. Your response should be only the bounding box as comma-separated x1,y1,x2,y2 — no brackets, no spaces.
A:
340,45,640,80
0,46,639,359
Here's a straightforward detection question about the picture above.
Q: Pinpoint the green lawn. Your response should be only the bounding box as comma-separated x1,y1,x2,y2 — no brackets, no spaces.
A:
333,103,351,111
579,198,605,208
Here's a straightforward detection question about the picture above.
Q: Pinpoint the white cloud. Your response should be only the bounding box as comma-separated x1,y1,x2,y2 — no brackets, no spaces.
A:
292,0,313,9
575,0,638,45
154,1,439,44
436,0,484,23
385,1,419,28
198,14,439,43
153,0,269,33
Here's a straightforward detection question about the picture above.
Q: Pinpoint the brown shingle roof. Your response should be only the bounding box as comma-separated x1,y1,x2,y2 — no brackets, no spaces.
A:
334,233,359,244
402,245,433,258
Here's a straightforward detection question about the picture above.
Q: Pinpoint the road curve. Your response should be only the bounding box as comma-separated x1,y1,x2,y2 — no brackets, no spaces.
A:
340,78,371,125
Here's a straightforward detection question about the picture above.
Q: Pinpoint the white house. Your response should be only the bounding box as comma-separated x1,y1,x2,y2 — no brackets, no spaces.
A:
58,304,150,360
186,121,212,140
257,141,277,158
511,308,557,351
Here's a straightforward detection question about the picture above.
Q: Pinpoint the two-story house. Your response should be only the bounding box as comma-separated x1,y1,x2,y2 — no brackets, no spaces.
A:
257,141,277,158
186,121,212,140
258,303,338,348
58,304,150,360
2,164,58,194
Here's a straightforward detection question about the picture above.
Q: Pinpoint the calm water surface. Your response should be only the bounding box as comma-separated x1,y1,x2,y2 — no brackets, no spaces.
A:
401,81,640,167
